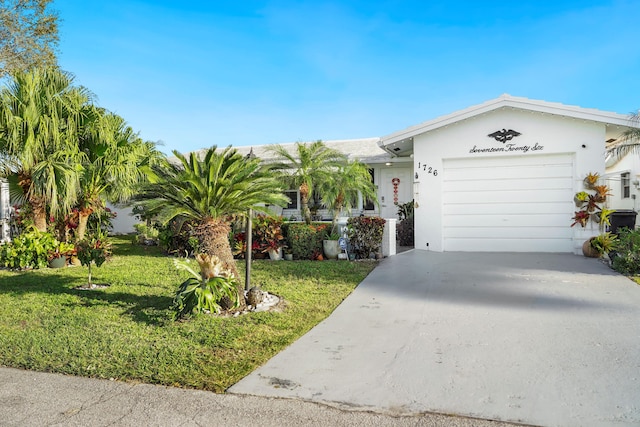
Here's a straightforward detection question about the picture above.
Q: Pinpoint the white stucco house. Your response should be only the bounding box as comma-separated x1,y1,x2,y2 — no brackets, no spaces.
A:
378,94,637,254
106,94,638,256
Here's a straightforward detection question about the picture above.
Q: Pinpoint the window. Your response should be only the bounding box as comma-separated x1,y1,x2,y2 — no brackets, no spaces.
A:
363,168,376,210
622,172,630,199
284,191,298,209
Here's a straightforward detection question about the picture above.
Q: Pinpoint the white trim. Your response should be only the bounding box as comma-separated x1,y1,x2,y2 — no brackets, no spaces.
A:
380,94,636,147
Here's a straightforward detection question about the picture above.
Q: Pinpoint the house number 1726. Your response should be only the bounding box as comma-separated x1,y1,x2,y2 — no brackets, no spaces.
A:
417,162,438,176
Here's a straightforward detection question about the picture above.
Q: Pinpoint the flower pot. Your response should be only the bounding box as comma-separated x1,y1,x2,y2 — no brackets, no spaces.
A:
582,238,601,258
284,253,293,261
322,240,341,260
268,248,282,261
48,255,67,268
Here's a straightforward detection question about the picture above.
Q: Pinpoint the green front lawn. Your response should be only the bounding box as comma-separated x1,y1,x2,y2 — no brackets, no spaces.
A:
0,236,376,392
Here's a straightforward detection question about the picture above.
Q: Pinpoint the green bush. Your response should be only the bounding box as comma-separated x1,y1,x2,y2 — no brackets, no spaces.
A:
397,217,414,246
172,256,240,319
0,229,58,269
346,216,386,259
611,227,640,275
282,222,328,260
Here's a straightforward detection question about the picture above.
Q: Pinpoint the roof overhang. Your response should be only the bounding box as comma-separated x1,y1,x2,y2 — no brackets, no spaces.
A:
378,94,638,157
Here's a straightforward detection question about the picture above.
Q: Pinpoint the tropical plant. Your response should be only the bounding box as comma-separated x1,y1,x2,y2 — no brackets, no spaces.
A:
0,67,94,231
133,146,289,310
346,216,386,259
75,231,112,286
574,191,589,206
589,232,618,255
612,227,640,275
571,210,590,227
172,254,240,320
47,241,75,261
607,111,640,160
584,172,600,188
0,227,57,269
74,112,163,240
318,159,378,232
282,222,328,260
268,140,346,224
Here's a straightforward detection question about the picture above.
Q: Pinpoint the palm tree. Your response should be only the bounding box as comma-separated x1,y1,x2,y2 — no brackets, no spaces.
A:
74,112,163,239
268,140,346,224
134,146,289,308
0,67,93,231
608,111,640,160
318,159,378,232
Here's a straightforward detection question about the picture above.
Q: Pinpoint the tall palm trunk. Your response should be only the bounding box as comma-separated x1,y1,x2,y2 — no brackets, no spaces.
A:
76,208,93,240
300,182,311,224
31,196,48,232
195,218,246,311
18,173,48,232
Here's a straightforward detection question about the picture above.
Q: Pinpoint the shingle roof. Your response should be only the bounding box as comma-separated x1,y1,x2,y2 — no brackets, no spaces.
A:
193,137,398,164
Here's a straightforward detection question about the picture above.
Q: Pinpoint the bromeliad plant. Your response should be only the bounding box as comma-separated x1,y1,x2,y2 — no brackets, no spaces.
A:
573,173,618,258
572,172,614,230
172,253,240,320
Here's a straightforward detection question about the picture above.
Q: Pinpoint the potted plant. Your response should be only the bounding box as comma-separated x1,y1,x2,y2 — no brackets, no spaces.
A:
251,215,285,260
584,233,618,258
48,241,76,268
574,191,589,207
322,229,342,260
283,247,293,261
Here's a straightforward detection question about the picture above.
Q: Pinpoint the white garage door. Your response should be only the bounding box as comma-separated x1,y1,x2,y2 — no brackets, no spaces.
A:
442,153,574,252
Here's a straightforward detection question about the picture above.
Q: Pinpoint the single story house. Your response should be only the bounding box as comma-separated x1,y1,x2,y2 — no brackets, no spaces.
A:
378,94,637,254
108,95,638,256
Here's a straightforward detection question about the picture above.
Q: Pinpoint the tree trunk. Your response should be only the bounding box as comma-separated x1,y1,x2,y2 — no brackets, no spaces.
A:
300,182,311,224
195,218,246,311
76,208,93,240
31,197,48,232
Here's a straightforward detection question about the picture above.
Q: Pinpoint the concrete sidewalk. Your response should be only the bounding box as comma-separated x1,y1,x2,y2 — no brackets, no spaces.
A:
229,251,640,427
0,366,519,427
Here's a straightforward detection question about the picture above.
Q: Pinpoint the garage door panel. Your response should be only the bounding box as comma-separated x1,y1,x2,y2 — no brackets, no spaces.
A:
444,164,572,182
442,153,574,253
445,155,573,169
443,226,572,240
443,177,573,193
444,189,573,204
444,213,569,228
444,202,572,216
445,238,572,252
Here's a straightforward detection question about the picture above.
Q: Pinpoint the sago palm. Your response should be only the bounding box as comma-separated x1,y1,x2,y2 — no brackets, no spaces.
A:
0,67,93,231
268,140,346,224
134,146,289,307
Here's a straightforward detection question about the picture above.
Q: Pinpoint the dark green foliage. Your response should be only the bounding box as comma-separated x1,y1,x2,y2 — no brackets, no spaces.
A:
173,275,240,320
611,228,640,275
0,229,57,269
282,222,328,260
397,218,414,246
346,216,386,259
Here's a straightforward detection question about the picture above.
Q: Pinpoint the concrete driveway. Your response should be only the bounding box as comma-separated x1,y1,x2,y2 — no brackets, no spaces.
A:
229,251,640,427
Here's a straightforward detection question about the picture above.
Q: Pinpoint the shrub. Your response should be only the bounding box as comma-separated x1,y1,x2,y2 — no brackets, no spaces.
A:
346,216,386,259
397,217,414,246
0,229,58,269
611,227,640,275
283,222,328,260
172,254,240,320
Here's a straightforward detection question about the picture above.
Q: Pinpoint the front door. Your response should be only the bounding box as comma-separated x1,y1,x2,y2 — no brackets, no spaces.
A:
379,168,412,219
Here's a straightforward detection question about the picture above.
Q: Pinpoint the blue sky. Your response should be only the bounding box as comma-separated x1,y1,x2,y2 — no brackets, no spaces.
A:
56,0,640,155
